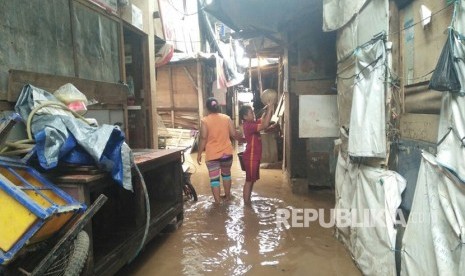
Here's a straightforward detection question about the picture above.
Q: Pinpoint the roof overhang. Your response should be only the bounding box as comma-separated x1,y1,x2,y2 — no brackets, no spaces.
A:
204,0,322,57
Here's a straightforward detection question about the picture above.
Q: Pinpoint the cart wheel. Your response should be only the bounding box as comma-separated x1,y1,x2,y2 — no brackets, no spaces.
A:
183,182,198,202
186,182,198,202
44,231,90,276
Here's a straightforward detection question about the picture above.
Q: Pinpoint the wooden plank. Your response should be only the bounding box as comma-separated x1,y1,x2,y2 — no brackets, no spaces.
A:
69,0,80,77
196,61,204,121
183,66,199,91
173,94,198,108
7,70,127,104
399,113,439,143
0,101,14,111
157,107,198,112
261,132,278,163
291,79,335,95
169,67,175,127
172,66,197,95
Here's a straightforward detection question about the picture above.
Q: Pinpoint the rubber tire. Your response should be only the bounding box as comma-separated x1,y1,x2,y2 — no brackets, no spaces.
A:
184,182,198,202
62,231,90,276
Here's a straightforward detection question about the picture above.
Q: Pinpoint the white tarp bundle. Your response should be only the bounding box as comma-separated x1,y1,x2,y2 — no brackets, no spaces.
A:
330,0,388,61
456,0,465,35
348,38,387,157
401,152,465,275
337,57,356,129
435,4,465,178
334,0,388,155
436,91,465,183
334,153,357,248
335,153,406,275
452,31,465,94
323,0,368,31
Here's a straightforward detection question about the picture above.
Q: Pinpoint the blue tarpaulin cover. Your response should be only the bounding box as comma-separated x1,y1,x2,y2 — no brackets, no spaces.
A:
15,84,133,190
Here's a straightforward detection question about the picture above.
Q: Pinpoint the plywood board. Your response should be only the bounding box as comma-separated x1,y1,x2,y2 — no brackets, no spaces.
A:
299,95,339,138
400,113,439,143
291,79,335,95
8,70,127,104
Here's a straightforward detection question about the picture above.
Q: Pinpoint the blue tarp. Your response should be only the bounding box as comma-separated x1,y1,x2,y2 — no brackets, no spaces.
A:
15,84,132,190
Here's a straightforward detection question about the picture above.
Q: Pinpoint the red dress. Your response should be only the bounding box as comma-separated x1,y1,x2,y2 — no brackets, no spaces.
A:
242,119,262,182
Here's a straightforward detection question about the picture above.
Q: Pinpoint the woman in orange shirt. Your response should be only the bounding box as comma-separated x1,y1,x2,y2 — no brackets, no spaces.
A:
197,97,238,203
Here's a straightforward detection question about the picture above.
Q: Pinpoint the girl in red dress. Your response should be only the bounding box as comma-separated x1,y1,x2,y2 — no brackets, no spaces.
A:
239,104,274,204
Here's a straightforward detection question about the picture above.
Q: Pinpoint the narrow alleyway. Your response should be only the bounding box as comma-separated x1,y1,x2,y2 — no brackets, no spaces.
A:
117,152,361,275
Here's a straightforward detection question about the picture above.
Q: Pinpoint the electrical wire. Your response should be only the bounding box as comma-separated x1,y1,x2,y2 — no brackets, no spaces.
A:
164,0,208,17
389,2,455,36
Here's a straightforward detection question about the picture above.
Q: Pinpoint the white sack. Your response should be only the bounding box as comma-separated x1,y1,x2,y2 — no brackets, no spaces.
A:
350,165,405,276
401,152,465,276
335,152,406,275
323,0,368,31
348,39,387,157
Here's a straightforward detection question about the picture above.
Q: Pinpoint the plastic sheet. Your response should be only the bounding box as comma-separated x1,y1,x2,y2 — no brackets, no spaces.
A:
401,152,465,275
15,84,132,190
428,30,461,92
335,152,406,276
323,0,368,31
436,91,465,183
348,38,387,157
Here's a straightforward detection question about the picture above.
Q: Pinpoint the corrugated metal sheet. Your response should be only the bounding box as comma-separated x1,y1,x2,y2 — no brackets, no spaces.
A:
73,2,120,83
0,0,74,99
0,0,121,100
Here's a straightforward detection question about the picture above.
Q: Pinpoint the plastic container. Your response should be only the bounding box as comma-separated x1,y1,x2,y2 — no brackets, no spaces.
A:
0,158,86,264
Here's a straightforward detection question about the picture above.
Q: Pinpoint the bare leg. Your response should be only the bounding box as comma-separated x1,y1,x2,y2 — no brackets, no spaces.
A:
211,186,221,203
243,181,255,204
223,179,232,200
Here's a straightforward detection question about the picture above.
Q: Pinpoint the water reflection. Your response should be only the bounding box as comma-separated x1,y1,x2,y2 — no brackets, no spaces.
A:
180,193,290,276
118,159,361,276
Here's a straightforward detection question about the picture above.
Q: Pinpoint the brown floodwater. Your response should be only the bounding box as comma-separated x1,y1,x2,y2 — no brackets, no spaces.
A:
117,153,361,275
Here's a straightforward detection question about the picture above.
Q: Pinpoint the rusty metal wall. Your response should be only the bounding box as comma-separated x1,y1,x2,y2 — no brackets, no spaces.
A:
0,0,121,100
0,0,74,99
73,2,120,83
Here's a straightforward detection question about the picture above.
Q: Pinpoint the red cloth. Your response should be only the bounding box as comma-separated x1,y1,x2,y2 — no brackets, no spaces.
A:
242,120,262,162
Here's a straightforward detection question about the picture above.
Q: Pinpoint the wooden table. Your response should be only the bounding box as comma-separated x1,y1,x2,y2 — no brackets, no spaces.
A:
53,149,184,276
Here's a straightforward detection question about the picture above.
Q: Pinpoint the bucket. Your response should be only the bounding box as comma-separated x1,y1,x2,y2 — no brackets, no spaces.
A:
237,152,246,171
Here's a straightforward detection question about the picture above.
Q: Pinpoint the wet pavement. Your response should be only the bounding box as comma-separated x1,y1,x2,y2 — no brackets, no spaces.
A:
117,153,361,275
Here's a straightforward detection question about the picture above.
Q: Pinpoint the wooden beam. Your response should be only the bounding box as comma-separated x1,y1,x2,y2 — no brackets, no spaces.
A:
196,61,204,122
157,107,199,112
69,0,80,77
169,67,175,128
7,70,127,104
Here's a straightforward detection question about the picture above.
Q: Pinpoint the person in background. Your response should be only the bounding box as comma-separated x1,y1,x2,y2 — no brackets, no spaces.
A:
239,104,274,204
197,97,239,204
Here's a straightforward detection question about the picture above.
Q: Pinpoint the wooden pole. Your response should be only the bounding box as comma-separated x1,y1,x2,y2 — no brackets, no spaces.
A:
249,57,252,91
197,60,204,126
253,41,264,96
169,67,175,127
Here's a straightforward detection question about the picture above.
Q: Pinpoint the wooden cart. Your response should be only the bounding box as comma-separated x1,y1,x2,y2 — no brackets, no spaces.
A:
53,149,184,276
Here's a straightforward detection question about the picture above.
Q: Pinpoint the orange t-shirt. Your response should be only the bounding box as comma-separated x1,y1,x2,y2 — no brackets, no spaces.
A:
201,113,233,161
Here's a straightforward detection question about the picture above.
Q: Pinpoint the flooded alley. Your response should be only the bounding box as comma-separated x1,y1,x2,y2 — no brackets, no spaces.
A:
117,153,361,276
